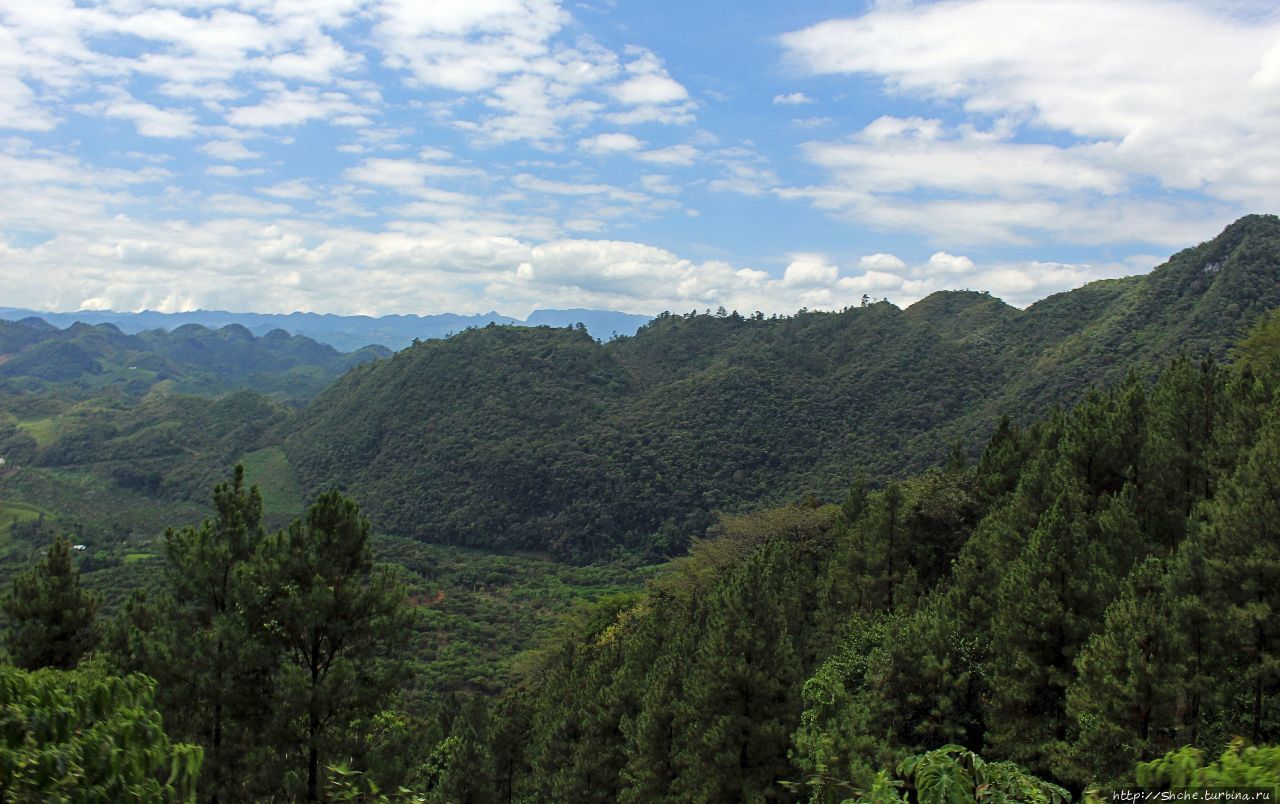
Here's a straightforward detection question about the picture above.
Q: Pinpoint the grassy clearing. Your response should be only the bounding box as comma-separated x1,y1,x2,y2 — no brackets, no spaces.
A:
14,416,59,447
239,446,305,516
0,500,46,536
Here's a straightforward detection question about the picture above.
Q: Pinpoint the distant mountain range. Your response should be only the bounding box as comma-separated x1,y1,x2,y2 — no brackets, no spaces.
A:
0,318,387,400
0,307,655,353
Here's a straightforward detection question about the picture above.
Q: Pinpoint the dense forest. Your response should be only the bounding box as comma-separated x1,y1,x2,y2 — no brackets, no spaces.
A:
379,304,1280,801
5,283,1280,801
285,215,1280,559
0,215,1279,800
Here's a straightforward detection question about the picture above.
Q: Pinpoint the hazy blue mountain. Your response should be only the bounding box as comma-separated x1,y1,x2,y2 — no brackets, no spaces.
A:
0,318,388,399
524,309,654,339
0,308,654,352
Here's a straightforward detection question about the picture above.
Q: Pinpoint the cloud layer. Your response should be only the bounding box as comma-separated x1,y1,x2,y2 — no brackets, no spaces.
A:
779,0,1280,246
0,0,1271,317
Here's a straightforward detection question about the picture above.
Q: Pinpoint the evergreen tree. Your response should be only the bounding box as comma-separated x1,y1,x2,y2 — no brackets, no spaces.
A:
1065,558,1185,785
669,540,807,801
619,597,694,803
1141,355,1221,549
2,534,98,670
1196,411,1280,744
983,489,1128,773
248,489,412,802
107,464,268,802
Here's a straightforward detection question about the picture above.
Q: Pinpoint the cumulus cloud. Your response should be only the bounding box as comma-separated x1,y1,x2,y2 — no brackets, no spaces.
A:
635,144,698,166
198,140,262,161
578,132,644,153
772,92,812,105
779,0,1280,245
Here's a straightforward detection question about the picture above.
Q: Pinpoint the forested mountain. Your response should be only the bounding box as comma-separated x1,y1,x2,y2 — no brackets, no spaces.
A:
285,215,1280,559
3,217,1280,801
0,318,388,399
0,307,654,352
409,304,1280,801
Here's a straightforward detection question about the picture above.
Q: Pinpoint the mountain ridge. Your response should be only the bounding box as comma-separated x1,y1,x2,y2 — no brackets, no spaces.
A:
282,215,1280,559
0,307,655,353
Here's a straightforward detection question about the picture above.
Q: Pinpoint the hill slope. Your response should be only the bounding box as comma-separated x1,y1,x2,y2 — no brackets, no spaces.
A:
283,215,1280,559
0,319,388,400
0,307,654,352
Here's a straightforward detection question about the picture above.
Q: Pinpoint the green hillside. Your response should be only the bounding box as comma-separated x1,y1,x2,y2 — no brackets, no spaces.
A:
0,318,388,401
284,215,1280,559
421,304,1280,801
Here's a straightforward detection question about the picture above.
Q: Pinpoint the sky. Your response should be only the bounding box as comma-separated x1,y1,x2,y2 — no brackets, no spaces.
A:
1,0,1278,318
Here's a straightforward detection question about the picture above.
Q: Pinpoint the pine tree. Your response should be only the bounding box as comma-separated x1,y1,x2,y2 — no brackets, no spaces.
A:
669,540,807,801
1196,411,1280,744
1065,557,1185,785
3,534,98,670
1141,355,1221,549
248,490,412,802
619,597,693,803
105,466,277,800
984,489,1129,773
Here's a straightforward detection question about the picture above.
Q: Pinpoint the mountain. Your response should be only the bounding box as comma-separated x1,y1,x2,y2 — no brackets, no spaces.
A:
0,307,655,352
524,309,654,339
0,318,389,399
455,307,1280,801
282,215,1280,559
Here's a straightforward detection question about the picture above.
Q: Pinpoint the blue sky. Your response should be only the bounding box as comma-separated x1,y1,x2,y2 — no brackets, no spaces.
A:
1,0,1278,317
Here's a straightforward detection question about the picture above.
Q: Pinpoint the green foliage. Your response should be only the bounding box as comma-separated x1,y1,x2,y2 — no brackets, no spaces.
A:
0,317,384,400
0,662,202,801
283,216,1280,559
1135,740,1280,791
246,489,413,802
108,469,416,802
456,305,1280,799
107,464,269,800
2,534,98,670
894,745,1069,804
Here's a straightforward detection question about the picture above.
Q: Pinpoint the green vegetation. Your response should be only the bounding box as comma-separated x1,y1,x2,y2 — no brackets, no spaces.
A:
239,445,305,517
0,318,388,401
0,663,202,801
0,216,1278,800
285,214,1280,559
0,499,45,535
2,534,98,670
105,467,414,801
400,308,1280,800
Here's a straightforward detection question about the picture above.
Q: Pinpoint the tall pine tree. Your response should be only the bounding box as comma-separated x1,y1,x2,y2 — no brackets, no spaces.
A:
3,534,98,670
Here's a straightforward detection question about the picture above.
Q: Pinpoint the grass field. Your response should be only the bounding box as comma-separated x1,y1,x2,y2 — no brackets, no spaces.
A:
13,416,59,447
0,500,47,535
239,446,305,516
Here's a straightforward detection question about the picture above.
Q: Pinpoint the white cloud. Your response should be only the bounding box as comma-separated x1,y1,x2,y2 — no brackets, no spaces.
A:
772,92,812,105
90,94,201,138
578,132,644,153
926,252,976,274
260,179,318,200
635,144,698,166
783,255,838,286
226,85,375,127
198,139,262,161
206,165,265,177
611,74,688,105
780,0,1280,244
858,253,906,272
